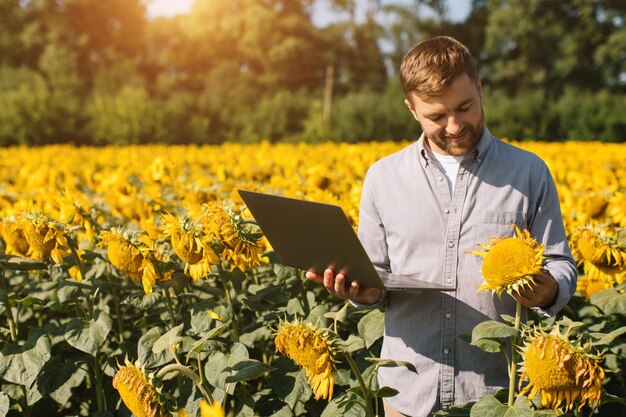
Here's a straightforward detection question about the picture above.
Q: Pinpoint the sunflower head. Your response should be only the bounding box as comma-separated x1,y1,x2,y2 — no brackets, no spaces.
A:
199,400,226,417
469,225,544,295
274,316,338,401
99,228,158,293
112,359,169,417
519,323,605,412
570,224,625,267
203,202,269,272
160,212,220,282
0,219,30,257
17,211,67,263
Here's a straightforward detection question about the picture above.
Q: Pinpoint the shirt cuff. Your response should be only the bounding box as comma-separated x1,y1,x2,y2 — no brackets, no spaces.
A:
532,272,571,317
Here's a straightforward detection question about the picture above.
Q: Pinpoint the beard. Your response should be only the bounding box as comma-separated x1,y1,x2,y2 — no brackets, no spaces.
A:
425,106,485,156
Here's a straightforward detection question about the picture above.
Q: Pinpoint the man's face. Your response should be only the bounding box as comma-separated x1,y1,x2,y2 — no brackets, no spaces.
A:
405,74,484,156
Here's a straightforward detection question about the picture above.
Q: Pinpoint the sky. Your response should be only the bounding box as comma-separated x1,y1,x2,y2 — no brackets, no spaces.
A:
146,0,472,24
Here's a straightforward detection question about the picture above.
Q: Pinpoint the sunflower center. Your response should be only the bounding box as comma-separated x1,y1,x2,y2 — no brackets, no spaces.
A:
22,222,56,257
481,238,538,285
113,365,167,417
524,336,578,390
577,233,607,264
172,232,204,264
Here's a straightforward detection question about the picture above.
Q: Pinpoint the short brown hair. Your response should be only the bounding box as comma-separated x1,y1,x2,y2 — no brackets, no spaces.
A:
400,36,478,98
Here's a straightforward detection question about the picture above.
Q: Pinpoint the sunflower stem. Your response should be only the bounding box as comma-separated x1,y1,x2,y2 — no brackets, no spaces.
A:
219,270,240,342
0,267,18,342
163,288,176,329
157,363,214,404
19,385,30,417
344,352,375,417
93,355,106,412
508,301,523,407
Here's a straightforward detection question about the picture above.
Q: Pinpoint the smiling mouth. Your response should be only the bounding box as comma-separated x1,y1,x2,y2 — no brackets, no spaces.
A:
447,131,466,141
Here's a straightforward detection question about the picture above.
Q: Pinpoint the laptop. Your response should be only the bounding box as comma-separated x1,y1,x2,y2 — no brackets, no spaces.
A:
238,189,455,292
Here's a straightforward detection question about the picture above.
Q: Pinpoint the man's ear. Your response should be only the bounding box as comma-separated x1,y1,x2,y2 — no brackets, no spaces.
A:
404,98,420,122
476,77,483,99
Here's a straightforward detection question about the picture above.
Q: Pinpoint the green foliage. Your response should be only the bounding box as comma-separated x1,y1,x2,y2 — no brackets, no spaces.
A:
0,0,624,144
86,85,164,145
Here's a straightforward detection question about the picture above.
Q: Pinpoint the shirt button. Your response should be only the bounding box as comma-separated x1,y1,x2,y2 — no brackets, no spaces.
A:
444,348,451,354
444,208,450,214
438,176,444,181
448,241,454,248
445,313,452,319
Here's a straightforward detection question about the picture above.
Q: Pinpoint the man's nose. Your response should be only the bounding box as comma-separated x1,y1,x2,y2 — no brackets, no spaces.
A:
446,115,463,135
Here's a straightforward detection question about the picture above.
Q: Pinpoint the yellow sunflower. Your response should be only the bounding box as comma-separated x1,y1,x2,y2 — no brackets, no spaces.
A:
607,192,626,227
199,400,226,417
17,211,68,263
160,212,220,281
519,325,605,412
203,202,269,272
55,188,98,244
469,225,545,295
112,359,168,417
575,191,610,223
0,219,30,257
98,228,158,294
274,317,338,401
570,225,626,286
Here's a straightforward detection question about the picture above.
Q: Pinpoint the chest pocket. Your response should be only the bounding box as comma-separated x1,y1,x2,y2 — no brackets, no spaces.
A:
475,210,528,242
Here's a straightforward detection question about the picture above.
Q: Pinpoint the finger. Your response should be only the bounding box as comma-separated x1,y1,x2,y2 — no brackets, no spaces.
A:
323,269,335,292
305,271,323,284
334,273,349,297
347,280,361,299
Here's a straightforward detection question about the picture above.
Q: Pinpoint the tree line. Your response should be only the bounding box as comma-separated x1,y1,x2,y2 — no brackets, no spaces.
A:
0,0,624,145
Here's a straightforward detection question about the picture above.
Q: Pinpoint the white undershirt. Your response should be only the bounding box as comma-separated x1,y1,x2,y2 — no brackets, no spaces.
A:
428,151,467,194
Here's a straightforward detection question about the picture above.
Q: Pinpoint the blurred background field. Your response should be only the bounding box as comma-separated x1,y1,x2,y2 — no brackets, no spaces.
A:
0,0,624,146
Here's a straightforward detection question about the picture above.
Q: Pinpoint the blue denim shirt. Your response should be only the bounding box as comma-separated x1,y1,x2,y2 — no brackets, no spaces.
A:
357,127,577,416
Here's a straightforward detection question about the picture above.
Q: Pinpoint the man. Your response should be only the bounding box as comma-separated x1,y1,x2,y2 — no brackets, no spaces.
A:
306,36,577,416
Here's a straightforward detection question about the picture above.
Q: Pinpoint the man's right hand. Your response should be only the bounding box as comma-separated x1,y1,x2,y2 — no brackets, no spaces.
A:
305,268,382,304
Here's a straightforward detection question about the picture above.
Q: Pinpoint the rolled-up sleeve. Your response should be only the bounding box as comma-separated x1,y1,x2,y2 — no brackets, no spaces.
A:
351,165,390,308
530,162,578,316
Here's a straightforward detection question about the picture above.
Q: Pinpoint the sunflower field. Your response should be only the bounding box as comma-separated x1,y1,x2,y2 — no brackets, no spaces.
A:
0,141,625,417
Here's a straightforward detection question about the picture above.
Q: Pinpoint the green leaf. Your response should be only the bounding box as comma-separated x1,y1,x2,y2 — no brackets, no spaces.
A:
365,357,417,374
324,301,351,324
358,308,385,349
592,326,626,346
190,300,215,334
0,329,51,387
153,324,184,354
57,284,82,304
341,334,366,353
0,393,8,417
376,386,399,398
187,319,232,358
473,339,505,353
284,368,311,408
274,263,299,281
469,395,533,417
36,356,87,405
0,256,46,270
123,291,162,309
205,342,249,394
223,360,272,383
590,288,626,315
64,311,112,356
138,327,175,368
471,321,519,342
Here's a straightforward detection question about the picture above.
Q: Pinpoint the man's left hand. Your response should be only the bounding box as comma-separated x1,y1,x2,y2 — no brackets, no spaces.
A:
511,269,558,308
